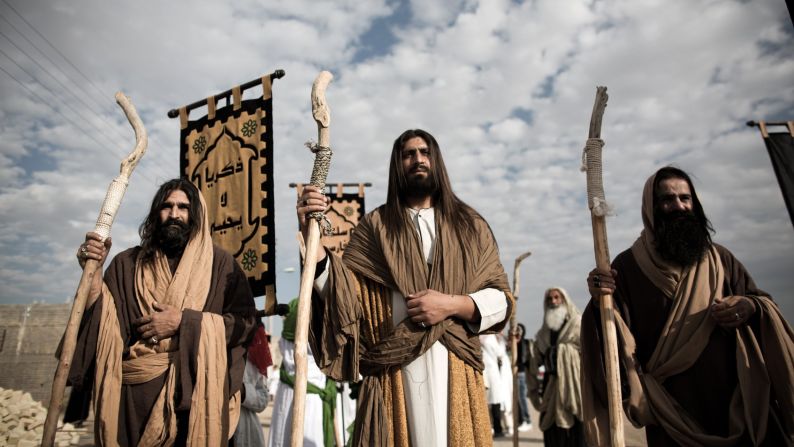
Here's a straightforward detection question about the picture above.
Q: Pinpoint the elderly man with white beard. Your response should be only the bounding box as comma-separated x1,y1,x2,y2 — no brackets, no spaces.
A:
527,287,585,447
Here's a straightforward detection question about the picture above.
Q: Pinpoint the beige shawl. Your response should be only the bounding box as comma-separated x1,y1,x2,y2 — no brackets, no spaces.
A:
92,191,239,446
583,173,794,446
310,207,513,446
530,287,583,431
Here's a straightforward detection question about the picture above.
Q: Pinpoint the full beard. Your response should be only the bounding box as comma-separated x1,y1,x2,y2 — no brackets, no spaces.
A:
405,166,438,199
653,210,711,267
155,218,191,257
544,305,568,331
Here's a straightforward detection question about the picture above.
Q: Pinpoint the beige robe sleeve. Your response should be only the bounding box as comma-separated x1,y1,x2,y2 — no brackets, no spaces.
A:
308,249,364,382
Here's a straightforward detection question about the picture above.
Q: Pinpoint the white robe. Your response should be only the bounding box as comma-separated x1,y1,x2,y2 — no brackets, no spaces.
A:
480,334,506,405
235,359,269,446
496,336,514,433
268,338,327,447
334,381,358,446
316,207,509,447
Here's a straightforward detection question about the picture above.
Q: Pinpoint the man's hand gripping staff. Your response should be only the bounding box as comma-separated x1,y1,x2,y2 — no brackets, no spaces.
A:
581,86,625,447
43,92,148,447
291,71,334,447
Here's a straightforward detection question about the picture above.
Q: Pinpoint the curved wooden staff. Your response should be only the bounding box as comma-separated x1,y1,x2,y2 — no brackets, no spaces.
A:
291,70,334,446
583,86,624,446
510,251,531,447
41,92,148,447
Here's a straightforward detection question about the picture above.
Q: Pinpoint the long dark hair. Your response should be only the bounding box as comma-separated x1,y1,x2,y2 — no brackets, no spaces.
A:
517,322,526,339
653,166,714,241
138,178,203,262
382,129,480,241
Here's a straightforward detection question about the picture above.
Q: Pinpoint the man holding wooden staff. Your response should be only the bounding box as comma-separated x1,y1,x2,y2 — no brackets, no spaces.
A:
581,166,794,446
297,128,514,447
67,178,258,446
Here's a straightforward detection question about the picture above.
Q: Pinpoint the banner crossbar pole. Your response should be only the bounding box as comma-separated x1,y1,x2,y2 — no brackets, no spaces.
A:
167,69,286,118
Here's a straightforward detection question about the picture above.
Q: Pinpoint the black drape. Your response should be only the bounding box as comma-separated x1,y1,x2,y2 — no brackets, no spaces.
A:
763,131,794,229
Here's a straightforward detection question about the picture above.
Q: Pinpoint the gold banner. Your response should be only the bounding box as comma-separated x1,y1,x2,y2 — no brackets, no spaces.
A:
180,77,276,311
295,183,367,256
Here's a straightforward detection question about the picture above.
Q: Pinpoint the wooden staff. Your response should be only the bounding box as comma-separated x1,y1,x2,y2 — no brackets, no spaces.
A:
42,92,148,447
583,86,624,446
510,251,531,447
290,71,334,447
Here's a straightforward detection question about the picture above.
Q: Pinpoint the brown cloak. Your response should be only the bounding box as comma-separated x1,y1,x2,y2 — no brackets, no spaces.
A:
309,206,513,447
66,245,257,446
581,173,794,446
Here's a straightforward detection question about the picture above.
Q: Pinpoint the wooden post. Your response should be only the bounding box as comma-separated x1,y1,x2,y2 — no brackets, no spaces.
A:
510,251,531,447
583,86,624,447
42,92,148,447
290,71,334,447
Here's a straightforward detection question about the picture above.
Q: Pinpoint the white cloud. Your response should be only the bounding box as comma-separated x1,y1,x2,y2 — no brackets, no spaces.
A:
0,0,792,336
488,117,530,143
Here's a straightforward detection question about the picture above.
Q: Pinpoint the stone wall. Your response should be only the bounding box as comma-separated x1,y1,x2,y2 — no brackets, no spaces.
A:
0,303,72,404
0,302,286,407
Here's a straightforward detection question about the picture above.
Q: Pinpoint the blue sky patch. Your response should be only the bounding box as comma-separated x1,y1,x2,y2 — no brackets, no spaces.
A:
510,107,534,125
17,145,58,179
352,1,412,63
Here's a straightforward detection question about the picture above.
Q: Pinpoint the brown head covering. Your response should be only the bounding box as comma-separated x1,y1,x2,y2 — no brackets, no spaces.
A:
93,189,238,446
583,169,794,446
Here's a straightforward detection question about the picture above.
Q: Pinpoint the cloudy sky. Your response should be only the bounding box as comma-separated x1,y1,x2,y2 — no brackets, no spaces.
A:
1,0,792,337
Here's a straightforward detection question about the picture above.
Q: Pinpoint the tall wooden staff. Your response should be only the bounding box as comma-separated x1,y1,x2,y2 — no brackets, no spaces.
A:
510,251,531,447
291,71,334,446
42,92,148,447
582,86,624,446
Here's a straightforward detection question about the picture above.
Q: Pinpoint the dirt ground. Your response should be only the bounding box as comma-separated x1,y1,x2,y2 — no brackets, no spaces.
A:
66,396,647,446
257,402,648,447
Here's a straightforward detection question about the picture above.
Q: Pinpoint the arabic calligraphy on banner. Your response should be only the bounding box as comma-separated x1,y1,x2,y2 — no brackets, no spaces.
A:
179,77,276,308
295,183,367,256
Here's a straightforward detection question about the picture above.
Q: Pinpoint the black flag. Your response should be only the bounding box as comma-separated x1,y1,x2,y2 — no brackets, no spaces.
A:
763,131,794,229
178,75,278,311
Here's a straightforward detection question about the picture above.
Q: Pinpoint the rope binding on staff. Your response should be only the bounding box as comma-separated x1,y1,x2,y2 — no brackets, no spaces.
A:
580,137,615,217
304,140,334,236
